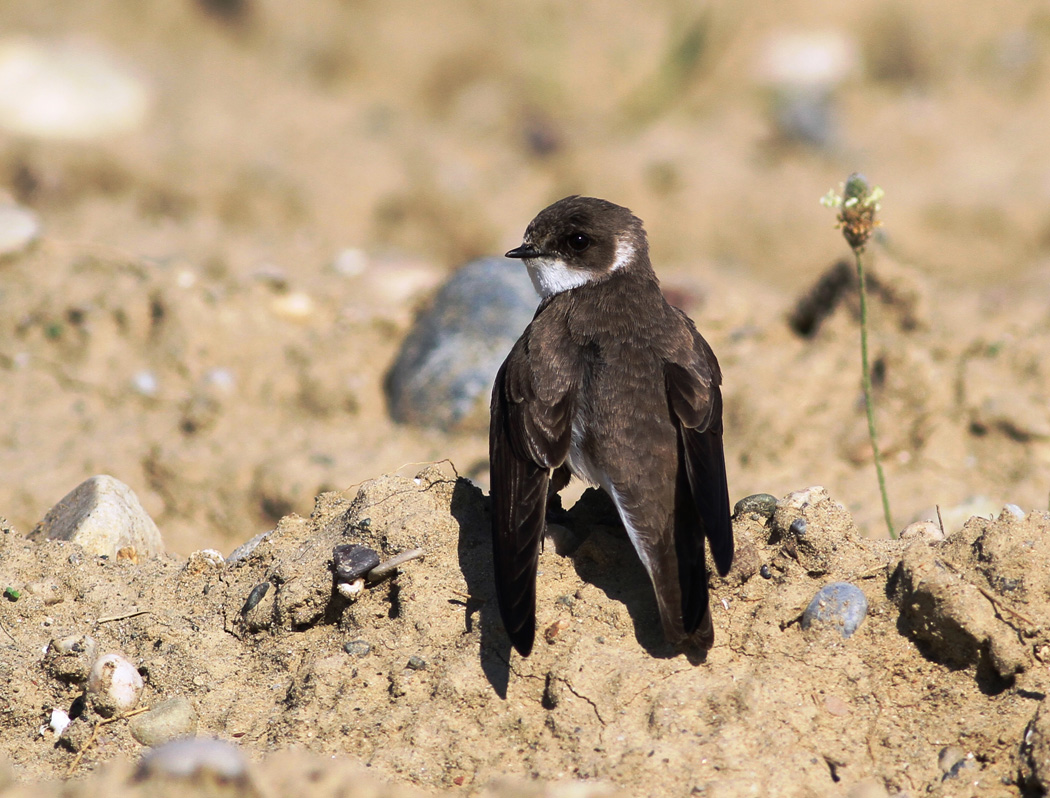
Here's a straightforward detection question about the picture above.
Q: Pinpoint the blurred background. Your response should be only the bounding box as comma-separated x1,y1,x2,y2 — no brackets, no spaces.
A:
2,0,1050,553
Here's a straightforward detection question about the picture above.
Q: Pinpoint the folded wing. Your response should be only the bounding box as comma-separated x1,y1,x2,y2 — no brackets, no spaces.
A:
665,325,733,636
489,333,576,656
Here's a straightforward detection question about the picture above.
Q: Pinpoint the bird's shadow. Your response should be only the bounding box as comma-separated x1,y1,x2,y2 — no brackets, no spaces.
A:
561,488,689,661
454,482,705,702
451,479,513,698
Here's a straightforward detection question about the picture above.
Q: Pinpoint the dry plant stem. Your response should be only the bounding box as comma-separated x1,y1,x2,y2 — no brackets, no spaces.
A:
855,247,895,539
367,547,425,582
97,608,150,624
65,706,150,777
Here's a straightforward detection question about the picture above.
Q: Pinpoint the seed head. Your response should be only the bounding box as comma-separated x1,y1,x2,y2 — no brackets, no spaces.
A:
821,173,883,251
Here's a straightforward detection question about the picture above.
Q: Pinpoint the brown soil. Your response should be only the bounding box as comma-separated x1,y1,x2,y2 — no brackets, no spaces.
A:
2,2,1050,796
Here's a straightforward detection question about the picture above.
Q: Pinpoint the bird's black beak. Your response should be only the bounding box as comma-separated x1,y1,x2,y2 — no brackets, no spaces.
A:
505,244,541,259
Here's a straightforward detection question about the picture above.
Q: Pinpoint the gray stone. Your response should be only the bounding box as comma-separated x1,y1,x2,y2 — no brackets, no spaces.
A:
802,581,868,639
227,528,272,563
31,475,163,559
733,493,778,521
384,256,537,431
344,640,371,657
755,32,856,151
128,696,199,747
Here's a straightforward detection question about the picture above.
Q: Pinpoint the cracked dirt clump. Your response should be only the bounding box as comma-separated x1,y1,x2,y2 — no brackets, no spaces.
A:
2,474,1050,797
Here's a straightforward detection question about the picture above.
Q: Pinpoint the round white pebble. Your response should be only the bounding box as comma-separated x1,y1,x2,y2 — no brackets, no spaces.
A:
0,204,40,258
0,37,151,140
87,652,144,717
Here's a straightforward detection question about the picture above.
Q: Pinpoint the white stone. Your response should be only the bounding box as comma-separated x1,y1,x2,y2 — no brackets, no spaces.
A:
33,474,163,559
756,31,858,88
0,37,151,140
48,708,70,736
0,203,40,258
87,653,144,717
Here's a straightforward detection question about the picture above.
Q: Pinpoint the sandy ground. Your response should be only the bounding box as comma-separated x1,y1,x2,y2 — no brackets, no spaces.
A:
2,1,1050,795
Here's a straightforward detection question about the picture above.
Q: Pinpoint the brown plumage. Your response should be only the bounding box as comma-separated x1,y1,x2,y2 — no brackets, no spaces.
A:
490,196,733,656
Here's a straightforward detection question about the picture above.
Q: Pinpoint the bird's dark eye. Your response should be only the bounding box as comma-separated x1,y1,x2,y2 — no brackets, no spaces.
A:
566,232,590,253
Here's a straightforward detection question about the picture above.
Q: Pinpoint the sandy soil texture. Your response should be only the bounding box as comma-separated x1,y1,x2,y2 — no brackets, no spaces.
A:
2,471,1050,797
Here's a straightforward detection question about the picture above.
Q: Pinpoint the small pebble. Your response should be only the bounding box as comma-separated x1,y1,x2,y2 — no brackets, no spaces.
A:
733,493,778,521
544,617,571,644
128,696,198,747
132,370,159,397
51,635,87,657
134,737,251,786
184,548,225,575
227,528,272,563
0,203,41,259
899,521,944,543
331,247,367,277
332,543,381,582
270,291,315,322
204,367,236,393
336,578,365,599
87,652,144,717
802,582,868,639
240,582,269,616
1001,504,1026,521
407,655,427,671
48,708,71,736
789,518,808,537
344,640,371,657
823,694,850,716
938,745,966,775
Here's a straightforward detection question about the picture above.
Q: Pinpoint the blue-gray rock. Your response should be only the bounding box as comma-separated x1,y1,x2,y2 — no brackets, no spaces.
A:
227,528,272,563
802,581,868,638
770,86,837,149
344,640,371,657
384,257,537,431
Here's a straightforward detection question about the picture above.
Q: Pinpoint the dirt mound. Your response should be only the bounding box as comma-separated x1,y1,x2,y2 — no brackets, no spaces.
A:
2,467,1048,797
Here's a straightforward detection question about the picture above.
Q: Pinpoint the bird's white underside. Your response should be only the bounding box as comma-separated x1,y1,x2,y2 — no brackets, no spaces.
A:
568,412,655,580
524,237,636,298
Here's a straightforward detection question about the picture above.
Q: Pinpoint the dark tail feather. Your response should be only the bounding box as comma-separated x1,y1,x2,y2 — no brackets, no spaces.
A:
675,429,711,636
680,394,733,577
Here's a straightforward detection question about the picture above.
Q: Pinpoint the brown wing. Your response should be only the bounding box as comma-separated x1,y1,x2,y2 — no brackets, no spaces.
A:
489,325,576,656
665,319,733,636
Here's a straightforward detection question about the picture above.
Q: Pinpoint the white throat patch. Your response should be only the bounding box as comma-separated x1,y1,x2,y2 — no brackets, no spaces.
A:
524,256,594,298
523,236,636,298
610,237,636,272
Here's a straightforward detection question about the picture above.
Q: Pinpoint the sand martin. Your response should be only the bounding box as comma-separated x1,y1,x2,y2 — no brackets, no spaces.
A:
490,195,733,656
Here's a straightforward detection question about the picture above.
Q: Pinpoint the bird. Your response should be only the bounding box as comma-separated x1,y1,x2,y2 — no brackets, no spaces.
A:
489,195,733,657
